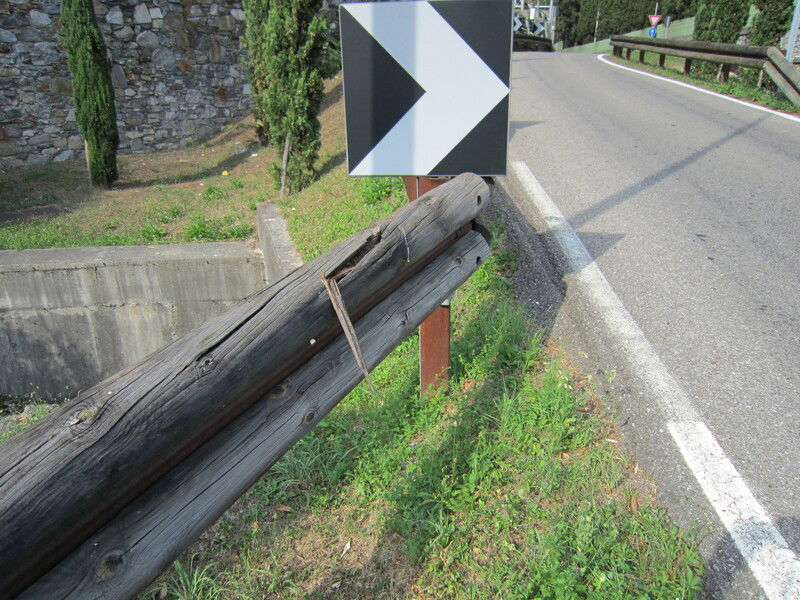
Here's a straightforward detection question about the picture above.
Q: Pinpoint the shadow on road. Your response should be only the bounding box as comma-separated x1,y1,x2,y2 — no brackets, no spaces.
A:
703,516,800,600
508,120,543,141
569,116,766,230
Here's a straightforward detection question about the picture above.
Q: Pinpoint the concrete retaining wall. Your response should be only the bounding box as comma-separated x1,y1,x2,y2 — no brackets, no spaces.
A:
561,17,695,54
0,205,302,398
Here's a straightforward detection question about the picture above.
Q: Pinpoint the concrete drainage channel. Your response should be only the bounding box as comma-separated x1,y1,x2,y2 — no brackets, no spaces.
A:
0,204,302,398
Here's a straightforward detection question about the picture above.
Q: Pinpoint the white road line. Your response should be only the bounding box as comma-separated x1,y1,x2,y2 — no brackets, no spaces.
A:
597,53,800,125
510,160,800,600
670,422,800,599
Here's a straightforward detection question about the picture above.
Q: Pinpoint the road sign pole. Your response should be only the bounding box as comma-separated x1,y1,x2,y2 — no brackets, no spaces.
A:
403,176,453,396
787,0,800,65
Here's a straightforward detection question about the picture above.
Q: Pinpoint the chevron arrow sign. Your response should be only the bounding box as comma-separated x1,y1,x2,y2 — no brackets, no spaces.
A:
339,0,512,176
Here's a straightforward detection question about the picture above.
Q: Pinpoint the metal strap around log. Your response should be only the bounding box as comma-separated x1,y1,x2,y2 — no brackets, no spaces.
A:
0,173,490,599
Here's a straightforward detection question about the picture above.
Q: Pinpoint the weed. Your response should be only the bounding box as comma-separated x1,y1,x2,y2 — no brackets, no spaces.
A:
202,186,227,202
140,223,168,242
358,176,405,206
163,557,221,600
184,213,252,242
229,178,244,190
102,219,122,231
247,201,258,211
151,204,185,224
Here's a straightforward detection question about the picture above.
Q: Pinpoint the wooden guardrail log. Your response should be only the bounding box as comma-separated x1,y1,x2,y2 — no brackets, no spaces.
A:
610,38,765,69
0,173,489,599
609,35,800,107
611,35,770,59
15,227,491,600
765,47,800,105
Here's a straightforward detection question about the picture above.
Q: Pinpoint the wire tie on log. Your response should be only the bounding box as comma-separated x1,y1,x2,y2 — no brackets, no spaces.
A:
321,272,376,394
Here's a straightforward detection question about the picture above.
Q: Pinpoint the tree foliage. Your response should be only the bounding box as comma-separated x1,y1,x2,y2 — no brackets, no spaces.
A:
749,0,794,46
60,0,119,186
243,0,271,145
694,0,751,43
559,0,698,47
262,0,328,192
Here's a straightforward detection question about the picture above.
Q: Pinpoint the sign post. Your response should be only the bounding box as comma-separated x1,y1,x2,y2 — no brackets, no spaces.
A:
404,176,453,394
340,0,512,395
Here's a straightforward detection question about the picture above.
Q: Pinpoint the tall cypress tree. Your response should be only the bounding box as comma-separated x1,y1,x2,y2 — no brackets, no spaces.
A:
60,0,119,186
749,0,794,46
694,0,751,43
243,0,271,145
263,0,328,193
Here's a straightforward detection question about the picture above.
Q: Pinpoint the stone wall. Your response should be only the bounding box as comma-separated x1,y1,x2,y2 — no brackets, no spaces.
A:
0,0,252,167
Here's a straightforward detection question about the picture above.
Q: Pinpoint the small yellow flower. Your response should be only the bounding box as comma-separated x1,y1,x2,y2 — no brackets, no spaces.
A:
222,170,230,176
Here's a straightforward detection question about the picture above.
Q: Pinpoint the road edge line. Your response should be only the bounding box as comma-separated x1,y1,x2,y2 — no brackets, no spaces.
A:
508,160,800,600
596,53,800,125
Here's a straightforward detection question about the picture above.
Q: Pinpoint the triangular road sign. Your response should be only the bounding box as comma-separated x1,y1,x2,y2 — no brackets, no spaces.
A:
340,0,512,176
649,14,662,27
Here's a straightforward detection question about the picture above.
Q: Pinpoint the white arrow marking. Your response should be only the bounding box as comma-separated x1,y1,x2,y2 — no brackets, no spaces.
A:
513,15,522,31
533,22,545,36
344,1,509,175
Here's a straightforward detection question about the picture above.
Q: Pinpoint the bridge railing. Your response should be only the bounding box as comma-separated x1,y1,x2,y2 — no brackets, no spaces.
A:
610,35,800,107
0,173,491,600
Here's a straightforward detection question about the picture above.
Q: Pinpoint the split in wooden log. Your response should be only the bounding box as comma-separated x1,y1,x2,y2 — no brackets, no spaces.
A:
17,228,491,600
0,173,490,599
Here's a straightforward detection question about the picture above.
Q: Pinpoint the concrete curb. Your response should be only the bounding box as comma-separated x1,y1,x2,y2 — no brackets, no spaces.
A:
256,203,304,282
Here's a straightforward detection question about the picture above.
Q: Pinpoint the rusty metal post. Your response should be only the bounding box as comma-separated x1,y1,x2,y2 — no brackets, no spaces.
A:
403,176,453,396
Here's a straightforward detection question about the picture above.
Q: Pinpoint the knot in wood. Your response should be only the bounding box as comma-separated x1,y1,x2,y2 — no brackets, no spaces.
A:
95,550,124,581
66,406,98,434
196,356,215,376
268,383,289,399
303,410,316,424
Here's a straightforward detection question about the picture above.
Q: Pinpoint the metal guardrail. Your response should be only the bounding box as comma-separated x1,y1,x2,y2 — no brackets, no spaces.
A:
610,35,800,107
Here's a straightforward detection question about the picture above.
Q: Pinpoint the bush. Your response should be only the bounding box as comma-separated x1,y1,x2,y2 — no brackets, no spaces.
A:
263,0,329,193
243,0,272,145
750,0,794,46
694,0,751,43
60,0,119,186
559,0,698,47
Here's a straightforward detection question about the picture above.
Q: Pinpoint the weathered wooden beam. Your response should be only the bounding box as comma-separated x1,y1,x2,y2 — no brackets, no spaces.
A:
611,40,765,69
611,35,769,59
764,61,800,106
765,47,800,106
16,229,491,600
0,173,489,599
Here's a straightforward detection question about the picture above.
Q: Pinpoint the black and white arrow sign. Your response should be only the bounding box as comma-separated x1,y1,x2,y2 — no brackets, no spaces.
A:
340,0,512,176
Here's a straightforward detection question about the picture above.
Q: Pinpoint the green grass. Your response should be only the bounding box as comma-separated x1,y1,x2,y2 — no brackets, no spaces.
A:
0,76,348,251
607,52,799,114
142,161,704,598
0,180,257,250
0,401,55,443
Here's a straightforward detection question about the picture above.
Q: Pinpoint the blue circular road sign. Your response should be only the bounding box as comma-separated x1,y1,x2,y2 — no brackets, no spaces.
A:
648,26,658,38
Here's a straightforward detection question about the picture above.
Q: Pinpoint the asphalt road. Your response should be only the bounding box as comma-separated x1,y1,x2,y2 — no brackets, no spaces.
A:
500,51,800,599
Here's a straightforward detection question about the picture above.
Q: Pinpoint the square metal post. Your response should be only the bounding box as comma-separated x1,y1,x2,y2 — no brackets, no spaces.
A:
403,176,453,396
